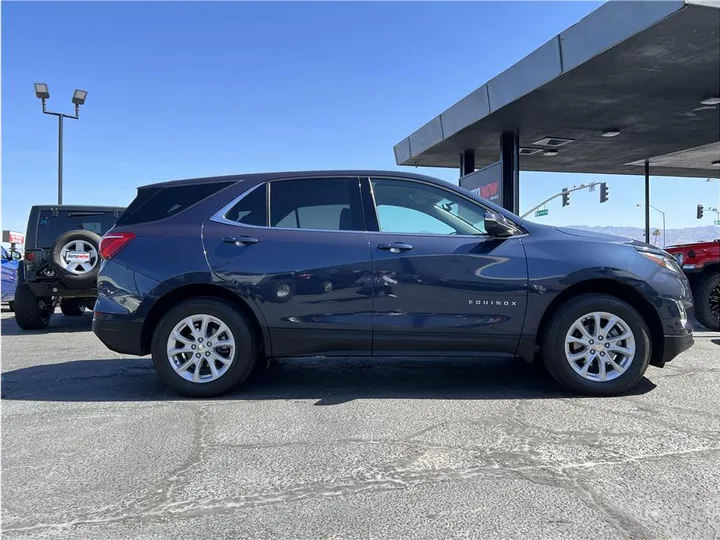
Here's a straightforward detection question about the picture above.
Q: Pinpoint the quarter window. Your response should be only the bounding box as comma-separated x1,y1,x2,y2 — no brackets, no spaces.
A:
370,178,488,236
224,184,267,227
270,178,363,231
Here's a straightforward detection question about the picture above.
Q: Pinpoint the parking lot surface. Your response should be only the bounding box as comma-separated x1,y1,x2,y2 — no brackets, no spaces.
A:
1,309,719,539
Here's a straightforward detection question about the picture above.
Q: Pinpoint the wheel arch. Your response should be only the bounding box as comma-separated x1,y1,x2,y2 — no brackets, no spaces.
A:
534,278,664,368
140,283,270,358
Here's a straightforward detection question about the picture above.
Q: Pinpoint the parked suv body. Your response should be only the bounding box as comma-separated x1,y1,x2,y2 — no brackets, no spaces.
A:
16,205,125,329
93,171,694,397
665,240,719,331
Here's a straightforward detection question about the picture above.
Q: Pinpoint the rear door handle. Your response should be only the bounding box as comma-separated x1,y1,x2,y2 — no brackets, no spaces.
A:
377,242,413,253
223,236,259,246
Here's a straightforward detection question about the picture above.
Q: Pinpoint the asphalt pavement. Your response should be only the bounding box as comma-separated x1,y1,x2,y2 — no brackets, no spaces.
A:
1,309,719,539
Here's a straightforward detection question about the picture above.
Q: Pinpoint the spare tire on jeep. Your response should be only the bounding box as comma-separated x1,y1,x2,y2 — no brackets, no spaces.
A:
51,230,102,287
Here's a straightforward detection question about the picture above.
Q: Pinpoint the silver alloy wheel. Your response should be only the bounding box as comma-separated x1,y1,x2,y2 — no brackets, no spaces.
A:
564,311,636,382
166,314,236,384
59,240,99,275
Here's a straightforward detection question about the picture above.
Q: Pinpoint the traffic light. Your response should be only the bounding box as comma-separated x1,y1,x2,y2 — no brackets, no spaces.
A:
599,182,609,203
697,204,704,219
562,188,570,207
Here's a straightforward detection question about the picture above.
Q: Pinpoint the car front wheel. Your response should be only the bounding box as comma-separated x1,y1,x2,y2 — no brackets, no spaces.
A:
151,298,257,398
542,294,651,396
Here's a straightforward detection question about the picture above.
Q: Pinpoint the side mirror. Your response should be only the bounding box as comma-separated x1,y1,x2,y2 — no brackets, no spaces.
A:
484,211,516,238
11,251,22,261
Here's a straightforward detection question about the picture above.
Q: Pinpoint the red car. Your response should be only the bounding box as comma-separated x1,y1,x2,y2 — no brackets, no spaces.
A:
666,240,719,331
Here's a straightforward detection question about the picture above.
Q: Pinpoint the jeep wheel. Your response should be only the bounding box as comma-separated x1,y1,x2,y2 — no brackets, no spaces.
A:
14,283,53,330
151,298,257,398
542,294,651,396
61,298,85,317
51,230,102,287
694,273,720,331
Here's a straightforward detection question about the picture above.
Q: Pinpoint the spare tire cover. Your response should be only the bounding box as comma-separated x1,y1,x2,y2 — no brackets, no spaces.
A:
51,229,102,286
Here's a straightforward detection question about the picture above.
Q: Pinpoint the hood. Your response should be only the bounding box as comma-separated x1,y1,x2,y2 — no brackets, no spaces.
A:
554,226,660,251
554,226,634,243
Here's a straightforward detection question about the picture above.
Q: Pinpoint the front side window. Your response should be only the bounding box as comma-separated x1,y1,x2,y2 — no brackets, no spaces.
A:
370,178,488,236
269,178,363,231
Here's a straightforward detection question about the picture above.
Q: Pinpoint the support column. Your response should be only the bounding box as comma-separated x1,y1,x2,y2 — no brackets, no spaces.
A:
500,131,520,213
460,149,475,178
644,160,650,244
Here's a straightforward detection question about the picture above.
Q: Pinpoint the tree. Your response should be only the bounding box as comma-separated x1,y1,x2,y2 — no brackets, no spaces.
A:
652,228,661,245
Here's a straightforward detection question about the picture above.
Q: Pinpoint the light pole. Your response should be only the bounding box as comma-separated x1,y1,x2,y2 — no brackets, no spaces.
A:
637,203,666,247
33,83,88,205
708,206,720,223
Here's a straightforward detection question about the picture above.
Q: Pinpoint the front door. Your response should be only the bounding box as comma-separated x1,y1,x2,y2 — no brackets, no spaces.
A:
364,176,529,356
203,176,374,357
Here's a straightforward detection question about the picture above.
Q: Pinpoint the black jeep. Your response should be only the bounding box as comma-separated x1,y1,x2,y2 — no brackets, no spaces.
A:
14,205,125,330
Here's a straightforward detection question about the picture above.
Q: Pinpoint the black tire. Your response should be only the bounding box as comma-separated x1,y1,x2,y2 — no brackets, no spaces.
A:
151,297,257,398
50,229,102,287
13,283,53,330
693,272,720,331
541,294,651,396
60,298,85,317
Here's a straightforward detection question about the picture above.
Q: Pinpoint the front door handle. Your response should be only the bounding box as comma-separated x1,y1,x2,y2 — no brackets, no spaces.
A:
223,236,259,246
377,242,413,253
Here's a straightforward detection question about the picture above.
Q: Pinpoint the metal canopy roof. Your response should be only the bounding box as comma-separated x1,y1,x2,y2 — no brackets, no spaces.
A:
393,0,720,179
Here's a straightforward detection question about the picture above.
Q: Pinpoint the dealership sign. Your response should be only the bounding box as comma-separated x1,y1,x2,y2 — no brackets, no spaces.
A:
2,230,25,245
460,160,503,205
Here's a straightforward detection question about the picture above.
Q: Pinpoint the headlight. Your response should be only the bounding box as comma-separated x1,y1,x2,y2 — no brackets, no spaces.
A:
639,251,682,274
674,253,684,266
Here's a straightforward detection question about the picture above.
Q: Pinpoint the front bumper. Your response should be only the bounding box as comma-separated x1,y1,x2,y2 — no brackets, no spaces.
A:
661,333,694,365
92,313,145,356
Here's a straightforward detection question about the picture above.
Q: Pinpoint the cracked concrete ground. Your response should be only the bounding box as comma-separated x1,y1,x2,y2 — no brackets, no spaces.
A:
2,310,719,539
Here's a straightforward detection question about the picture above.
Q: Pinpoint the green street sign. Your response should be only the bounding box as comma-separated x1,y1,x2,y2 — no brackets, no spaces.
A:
536,209,549,217
715,220,720,225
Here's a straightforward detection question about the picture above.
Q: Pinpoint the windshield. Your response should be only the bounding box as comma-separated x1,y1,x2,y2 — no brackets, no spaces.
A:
36,210,119,248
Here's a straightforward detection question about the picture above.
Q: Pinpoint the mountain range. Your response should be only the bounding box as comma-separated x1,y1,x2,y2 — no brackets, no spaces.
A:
564,225,719,247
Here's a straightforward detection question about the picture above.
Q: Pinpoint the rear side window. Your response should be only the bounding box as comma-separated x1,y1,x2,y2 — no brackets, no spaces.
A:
116,182,234,226
269,178,363,231
36,211,119,248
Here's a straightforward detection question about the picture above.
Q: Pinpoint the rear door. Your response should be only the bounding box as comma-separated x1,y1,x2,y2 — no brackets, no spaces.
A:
363,176,529,356
203,176,375,357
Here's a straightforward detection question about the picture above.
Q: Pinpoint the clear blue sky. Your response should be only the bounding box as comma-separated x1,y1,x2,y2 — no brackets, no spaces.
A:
2,1,719,238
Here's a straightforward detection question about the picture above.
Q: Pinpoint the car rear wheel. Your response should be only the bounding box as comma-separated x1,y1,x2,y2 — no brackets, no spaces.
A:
542,294,651,396
151,298,257,398
693,273,720,331
60,298,85,317
13,283,53,330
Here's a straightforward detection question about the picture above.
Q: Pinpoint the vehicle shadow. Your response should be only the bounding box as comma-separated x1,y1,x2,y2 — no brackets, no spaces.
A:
0,356,657,404
1,312,93,336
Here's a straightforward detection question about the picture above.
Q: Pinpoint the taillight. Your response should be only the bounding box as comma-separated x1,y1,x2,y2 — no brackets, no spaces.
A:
99,232,136,260
25,252,35,262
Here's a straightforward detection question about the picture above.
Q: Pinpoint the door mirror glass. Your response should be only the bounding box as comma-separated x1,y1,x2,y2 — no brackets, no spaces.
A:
484,211,516,238
11,251,22,261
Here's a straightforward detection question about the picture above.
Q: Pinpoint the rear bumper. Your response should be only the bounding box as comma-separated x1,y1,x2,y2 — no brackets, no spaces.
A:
92,313,145,356
661,333,694,365
28,280,96,299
